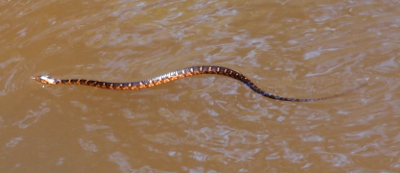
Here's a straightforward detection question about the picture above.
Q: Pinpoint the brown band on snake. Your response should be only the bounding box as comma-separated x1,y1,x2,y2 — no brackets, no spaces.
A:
34,66,366,102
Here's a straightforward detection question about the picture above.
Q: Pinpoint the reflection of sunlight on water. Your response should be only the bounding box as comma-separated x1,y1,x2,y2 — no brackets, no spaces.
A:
109,152,132,173
84,123,109,132
79,138,98,152
5,137,23,147
316,151,351,167
185,126,269,146
14,101,50,129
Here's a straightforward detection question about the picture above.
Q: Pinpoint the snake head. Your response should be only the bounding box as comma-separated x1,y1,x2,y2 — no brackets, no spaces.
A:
34,75,59,85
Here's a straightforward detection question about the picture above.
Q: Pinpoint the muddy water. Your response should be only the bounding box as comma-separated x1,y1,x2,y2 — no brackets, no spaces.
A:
1,0,399,172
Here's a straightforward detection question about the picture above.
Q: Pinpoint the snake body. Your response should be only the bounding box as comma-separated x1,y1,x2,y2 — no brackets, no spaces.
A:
34,65,365,102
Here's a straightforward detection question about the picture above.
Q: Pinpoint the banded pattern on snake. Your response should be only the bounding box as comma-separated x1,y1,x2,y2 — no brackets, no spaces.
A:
34,66,366,102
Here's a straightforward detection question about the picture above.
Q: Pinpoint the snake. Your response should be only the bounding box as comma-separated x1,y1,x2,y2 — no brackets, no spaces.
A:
34,65,366,102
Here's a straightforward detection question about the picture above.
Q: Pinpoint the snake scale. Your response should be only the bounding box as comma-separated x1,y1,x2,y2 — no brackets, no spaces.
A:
34,65,366,102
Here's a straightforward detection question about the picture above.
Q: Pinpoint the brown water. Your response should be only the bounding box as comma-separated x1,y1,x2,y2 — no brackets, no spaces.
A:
1,0,399,172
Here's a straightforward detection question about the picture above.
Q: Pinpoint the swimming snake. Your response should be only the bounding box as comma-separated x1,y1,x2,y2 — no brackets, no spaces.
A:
34,65,366,102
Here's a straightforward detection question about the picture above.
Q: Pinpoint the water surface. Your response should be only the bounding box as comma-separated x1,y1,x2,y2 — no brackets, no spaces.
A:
1,0,399,172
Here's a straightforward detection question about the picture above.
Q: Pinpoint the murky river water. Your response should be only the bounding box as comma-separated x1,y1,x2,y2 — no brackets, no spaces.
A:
1,0,399,172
